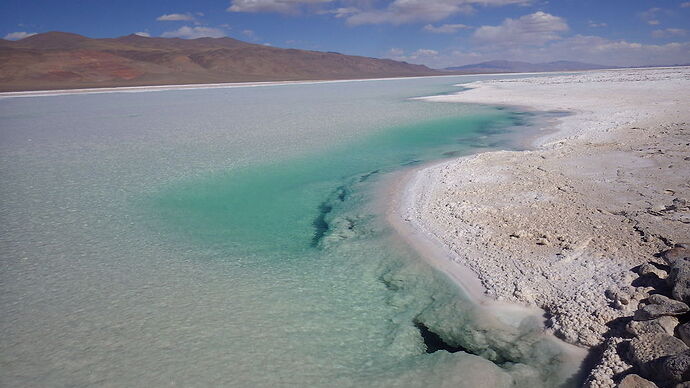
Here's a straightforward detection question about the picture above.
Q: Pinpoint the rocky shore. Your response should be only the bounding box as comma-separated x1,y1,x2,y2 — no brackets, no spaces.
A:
398,67,690,386
590,245,690,387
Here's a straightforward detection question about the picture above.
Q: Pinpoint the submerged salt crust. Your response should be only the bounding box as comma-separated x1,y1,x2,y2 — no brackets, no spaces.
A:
1,76,578,387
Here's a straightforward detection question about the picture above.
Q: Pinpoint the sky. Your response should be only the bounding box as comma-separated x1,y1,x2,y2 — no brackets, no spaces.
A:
1,0,689,68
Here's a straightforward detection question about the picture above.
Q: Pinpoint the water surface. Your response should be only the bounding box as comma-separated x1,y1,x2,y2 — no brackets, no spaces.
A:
1,76,577,387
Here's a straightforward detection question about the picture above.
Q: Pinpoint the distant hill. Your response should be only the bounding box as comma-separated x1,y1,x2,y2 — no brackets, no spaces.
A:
0,31,439,92
445,60,616,73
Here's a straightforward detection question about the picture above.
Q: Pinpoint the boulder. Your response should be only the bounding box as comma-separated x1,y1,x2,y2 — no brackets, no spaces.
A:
668,258,690,305
626,316,679,337
651,350,690,385
627,333,688,376
678,322,690,347
633,294,689,321
607,287,633,309
617,374,658,388
663,246,690,263
638,263,668,279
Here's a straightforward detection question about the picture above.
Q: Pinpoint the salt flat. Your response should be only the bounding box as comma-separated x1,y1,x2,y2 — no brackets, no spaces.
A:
397,67,690,386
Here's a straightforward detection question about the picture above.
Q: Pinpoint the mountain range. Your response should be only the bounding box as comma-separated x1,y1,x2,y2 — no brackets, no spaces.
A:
444,60,616,73
0,32,438,92
3,32,680,92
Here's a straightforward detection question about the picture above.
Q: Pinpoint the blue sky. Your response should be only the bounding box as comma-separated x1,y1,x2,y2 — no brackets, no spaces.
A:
2,0,689,67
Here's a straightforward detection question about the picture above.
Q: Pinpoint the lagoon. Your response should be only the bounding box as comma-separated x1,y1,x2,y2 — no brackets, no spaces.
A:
0,76,577,387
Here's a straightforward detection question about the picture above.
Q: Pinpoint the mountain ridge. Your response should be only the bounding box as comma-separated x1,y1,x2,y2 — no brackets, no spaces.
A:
0,31,439,92
445,60,617,73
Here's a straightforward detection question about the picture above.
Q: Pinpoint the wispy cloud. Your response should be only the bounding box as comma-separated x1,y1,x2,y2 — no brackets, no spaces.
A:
587,20,607,28
652,28,687,38
639,7,663,26
681,2,690,8
241,29,260,41
317,7,359,18
3,31,37,40
423,23,471,33
385,47,439,62
134,32,151,37
227,0,532,24
161,26,226,39
473,11,568,46
345,0,531,26
228,0,334,14
157,13,197,21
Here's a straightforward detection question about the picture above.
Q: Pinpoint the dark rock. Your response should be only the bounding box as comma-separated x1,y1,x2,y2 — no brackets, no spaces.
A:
627,333,688,376
678,322,690,347
672,272,690,305
617,374,658,388
651,350,690,385
633,294,690,321
626,316,678,337
667,256,690,305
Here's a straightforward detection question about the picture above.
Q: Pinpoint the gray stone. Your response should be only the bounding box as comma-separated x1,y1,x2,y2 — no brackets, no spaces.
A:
664,246,690,302
617,374,658,388
669,258,690,305
627,333,688,376
626,316,679,337
638,263,668,279
633,294,690,321
607,287,632,307
663,246,690,264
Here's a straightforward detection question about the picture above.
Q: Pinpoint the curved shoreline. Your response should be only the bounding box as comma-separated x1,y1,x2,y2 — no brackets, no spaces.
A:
387,67,690,386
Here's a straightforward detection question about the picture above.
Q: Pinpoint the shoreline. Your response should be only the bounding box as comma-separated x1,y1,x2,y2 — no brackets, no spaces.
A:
2,66,684,99
388,66,690,386
381,107,589,383
0,74,466,99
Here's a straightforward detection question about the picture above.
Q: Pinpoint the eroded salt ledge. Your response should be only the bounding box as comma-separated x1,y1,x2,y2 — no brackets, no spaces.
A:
394,67,690,386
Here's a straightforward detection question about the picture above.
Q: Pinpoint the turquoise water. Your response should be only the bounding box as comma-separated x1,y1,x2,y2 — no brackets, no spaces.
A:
1,76,577,387
151,114,515,251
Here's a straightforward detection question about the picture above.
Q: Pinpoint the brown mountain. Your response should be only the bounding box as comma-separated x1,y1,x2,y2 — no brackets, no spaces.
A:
0,31,439,92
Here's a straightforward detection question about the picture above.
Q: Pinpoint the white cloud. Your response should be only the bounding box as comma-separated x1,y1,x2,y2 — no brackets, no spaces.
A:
587,20,607,28
682,2,690,8
161,26,226,39
423,23,471,33
157,13,196,21
540,35,690,66
347,1,472,25
345,0,531,26
3,31,37,40
317,7,359,18
402,33,690,69
652,28,688,38
228,0,334,14
473,11,568,46
134,32,151,37
226,0,531,24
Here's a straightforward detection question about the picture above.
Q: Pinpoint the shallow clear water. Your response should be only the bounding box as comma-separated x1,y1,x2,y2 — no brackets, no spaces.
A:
1,76,577,387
